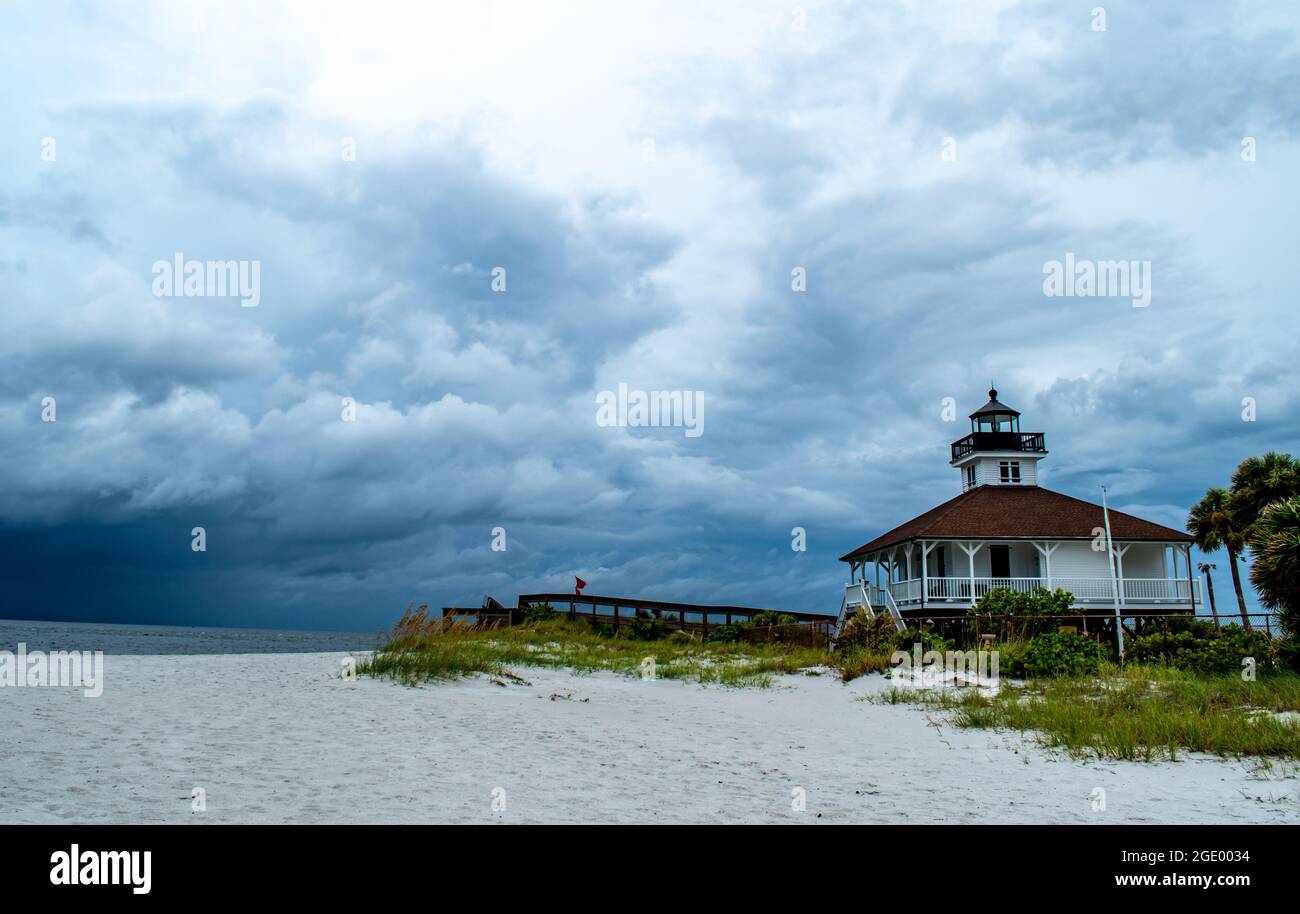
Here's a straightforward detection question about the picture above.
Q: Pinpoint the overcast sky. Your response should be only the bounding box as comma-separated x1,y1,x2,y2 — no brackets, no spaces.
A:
3,0,1298,631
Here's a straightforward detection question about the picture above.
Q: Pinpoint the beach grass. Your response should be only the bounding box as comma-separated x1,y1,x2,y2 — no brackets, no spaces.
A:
833,647,900,682
356,606,833,688
876,663,1300,761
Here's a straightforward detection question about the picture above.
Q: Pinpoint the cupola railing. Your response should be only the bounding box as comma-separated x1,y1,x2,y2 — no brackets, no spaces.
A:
950,430,1046,461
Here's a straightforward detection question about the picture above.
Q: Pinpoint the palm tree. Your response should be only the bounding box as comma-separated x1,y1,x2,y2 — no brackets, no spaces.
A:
1196,561,1219,625
1249,497,1300,638
1187,488,1251,629
1230,451,1300,544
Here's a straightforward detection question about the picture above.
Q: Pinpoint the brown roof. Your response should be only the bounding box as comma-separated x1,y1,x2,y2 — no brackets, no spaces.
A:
839,485,1191,561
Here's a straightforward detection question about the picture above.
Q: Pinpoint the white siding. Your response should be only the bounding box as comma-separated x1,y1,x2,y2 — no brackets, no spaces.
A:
887,541,1182,588
1047,542,1112,577
960,456,1041,489
1120,543,1167,578
926,542,1172,577
1015,545,1042,577
1049,542,1170,579
962,543,1042,576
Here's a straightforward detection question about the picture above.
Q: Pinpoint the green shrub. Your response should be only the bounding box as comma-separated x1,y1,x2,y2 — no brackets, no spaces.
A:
891,627,953,656
833,619,954,682
667,629,696,644
628,612,667,641
750,610,798,627
835,612,952,661
968,587,1076,637
705,623,745,643
1128,623,1277,674
992,638,1031,678
1022,631,1104,678
835,612,895,652
518,602,556,623
1163,615,1219,636
1275,638,1300,673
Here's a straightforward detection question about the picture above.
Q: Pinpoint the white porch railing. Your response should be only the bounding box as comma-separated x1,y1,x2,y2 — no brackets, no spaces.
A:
892,579,921,603
843,581,870,609
876,584,906,630
1050,577,1115,601
892,577,1045,601
835,582,871,638
882,576,1201,608
1122,578,1196,602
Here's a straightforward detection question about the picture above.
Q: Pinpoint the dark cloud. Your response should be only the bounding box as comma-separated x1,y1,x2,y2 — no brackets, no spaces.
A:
1,1,1298,629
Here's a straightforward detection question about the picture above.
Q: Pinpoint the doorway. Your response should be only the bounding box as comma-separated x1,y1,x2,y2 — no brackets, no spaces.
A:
990,545,1011,579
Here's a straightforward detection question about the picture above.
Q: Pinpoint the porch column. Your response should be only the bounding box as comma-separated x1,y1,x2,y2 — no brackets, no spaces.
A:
957,541,984,605
903,543,915,603
1030,541,1058,591
1182,543,1195,612
922,540,938,606
968,544,976,602
1113,542,1131,605
920,541,927,607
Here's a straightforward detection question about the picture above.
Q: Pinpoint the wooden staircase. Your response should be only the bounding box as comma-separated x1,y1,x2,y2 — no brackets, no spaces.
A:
835,582,867,637
833,582,906,639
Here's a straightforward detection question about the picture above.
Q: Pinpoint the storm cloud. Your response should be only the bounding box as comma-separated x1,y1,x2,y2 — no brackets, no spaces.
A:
2,0,1298,630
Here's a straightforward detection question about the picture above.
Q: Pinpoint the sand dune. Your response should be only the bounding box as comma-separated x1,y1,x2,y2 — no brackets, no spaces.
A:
2,652,1297,824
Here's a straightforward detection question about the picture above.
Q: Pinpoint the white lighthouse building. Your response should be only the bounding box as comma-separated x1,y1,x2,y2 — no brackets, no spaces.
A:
837,389,1203,629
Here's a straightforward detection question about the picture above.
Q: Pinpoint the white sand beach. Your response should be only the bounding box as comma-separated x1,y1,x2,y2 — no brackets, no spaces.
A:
3,652,1297,824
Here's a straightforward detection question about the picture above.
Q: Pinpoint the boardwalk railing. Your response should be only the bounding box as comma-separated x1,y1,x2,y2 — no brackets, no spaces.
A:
502,592,834,638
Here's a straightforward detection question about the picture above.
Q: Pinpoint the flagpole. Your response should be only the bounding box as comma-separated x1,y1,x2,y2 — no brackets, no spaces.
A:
1101,485,1124,657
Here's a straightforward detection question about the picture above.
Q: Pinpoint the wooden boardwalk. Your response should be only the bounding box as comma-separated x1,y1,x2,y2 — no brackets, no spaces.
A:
442,592,835,638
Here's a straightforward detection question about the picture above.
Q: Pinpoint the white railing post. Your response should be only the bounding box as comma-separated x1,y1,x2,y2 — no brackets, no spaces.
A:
920,541,928,607
1114,542,1131,606
958,541,983,608
968,543,975,602
1031,541,1058,592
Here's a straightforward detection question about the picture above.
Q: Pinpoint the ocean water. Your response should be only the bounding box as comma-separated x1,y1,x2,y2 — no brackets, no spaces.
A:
0,618,380,655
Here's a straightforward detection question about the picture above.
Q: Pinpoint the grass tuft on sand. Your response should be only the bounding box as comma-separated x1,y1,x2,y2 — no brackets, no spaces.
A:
875,663,1300,761
356,605,832,688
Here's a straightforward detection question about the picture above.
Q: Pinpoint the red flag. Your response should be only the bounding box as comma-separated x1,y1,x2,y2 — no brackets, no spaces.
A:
574,576,587,595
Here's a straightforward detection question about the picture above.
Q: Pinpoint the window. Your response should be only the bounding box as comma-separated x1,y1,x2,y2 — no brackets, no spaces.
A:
965,465,977,489
999,461,1021,484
